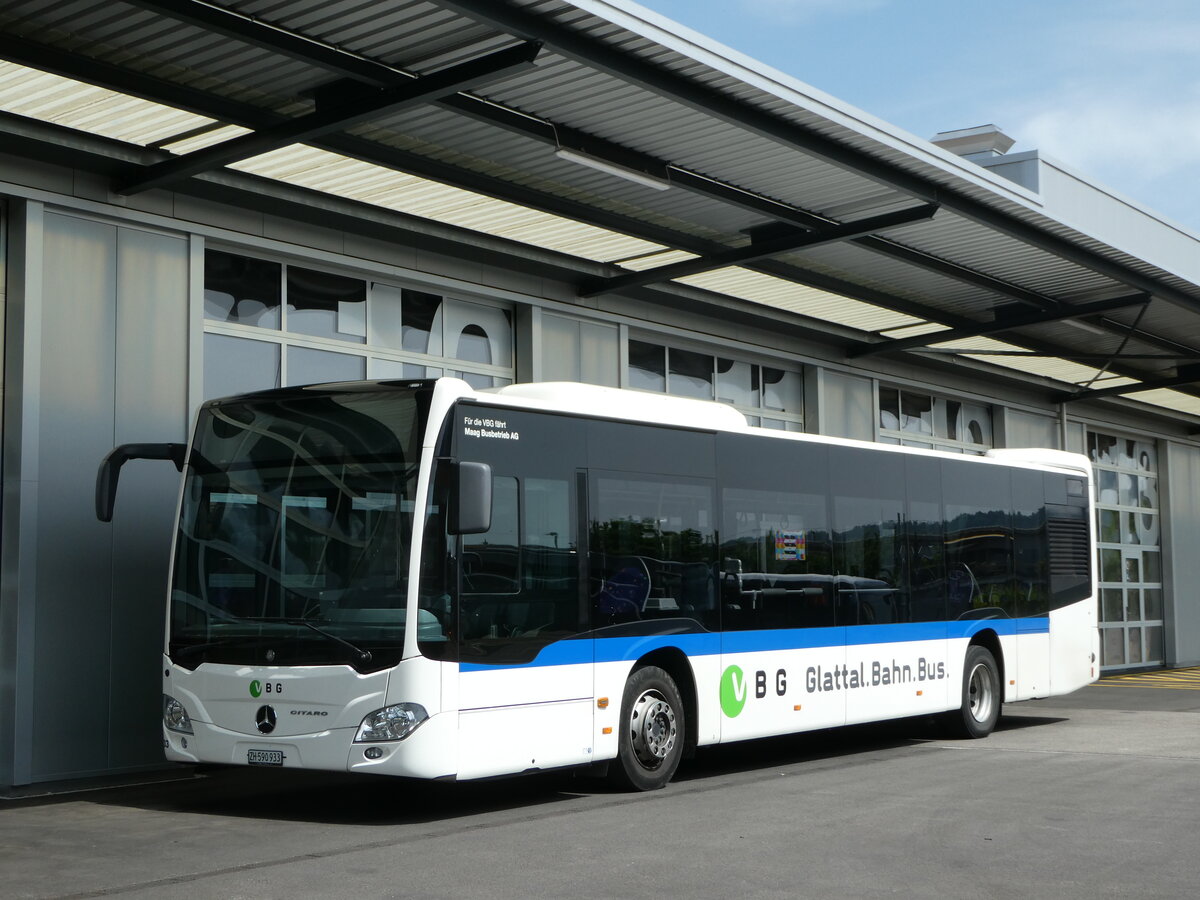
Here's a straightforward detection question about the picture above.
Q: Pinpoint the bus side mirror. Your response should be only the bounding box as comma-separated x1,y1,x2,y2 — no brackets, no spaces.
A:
449,461,492,535
95,442,187,522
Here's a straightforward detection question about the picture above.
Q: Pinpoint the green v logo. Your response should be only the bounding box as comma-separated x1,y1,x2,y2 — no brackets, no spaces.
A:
720,665,748,718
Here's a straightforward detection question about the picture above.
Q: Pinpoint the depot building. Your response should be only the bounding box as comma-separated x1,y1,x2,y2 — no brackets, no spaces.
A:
2,0,1199,789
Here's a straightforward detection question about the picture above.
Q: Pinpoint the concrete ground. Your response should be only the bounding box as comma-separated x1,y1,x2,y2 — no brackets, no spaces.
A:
2,674,1197,899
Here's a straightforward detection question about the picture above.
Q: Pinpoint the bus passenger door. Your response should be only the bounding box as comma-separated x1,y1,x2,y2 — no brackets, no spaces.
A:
454,409,593,780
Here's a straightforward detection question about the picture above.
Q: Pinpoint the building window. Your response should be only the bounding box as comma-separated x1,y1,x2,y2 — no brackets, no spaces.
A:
628,339,803,430
1090,431,1163,670
202,248,513,399
878,386,992,454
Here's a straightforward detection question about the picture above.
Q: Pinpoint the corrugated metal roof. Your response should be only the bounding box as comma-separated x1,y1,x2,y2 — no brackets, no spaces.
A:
1,0,1199,424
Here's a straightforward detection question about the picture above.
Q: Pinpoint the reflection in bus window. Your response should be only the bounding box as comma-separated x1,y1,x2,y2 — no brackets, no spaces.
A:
463,476,519,594
721,487,832,630
591,475,716,629
834,495,904,625
943,463,1014,618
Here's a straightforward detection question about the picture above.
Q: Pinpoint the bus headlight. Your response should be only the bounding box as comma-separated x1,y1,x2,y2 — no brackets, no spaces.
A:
163,695,194,735
354,703,428,742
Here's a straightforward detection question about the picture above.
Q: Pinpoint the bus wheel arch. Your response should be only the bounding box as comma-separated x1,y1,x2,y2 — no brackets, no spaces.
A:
969,628,1006,694
946,634,1002,739
633,647,697,758
608,649,694,791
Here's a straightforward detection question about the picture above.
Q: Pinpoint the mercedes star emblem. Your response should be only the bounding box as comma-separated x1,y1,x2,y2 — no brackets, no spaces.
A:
255,705,277,734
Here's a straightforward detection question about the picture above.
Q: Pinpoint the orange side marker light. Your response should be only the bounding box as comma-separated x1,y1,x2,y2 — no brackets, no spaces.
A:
597,697,609,709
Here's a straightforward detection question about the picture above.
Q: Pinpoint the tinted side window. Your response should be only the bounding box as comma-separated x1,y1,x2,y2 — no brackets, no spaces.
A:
587,419,715,477
943,461,1014,618
721,486,832,630
1013,469,1049,617
905,456,946,622
831,448,906,625
463,476,519,594
450,405,587,663
717,434,833,630
590,473,717,630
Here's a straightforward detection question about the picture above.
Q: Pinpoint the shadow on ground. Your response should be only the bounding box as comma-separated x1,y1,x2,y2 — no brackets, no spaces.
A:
8,709,1070,828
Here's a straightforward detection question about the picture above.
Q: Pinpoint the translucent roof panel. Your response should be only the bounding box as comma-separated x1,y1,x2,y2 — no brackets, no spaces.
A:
230,145,667,262
0,61,218,146
677,267,926,332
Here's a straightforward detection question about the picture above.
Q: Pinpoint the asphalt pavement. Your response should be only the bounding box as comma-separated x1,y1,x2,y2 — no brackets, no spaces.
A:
2,673,1197,899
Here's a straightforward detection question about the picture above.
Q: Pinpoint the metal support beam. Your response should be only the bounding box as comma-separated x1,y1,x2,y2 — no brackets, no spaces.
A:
851,294,1150,357
114,41,541,195
912,350,1195,361
123,0,412,88
438,0,1200,317
441,90,1103,315
446,93,1086,311
579,204,938,298
1059,365,1200,403
852,236,1061,311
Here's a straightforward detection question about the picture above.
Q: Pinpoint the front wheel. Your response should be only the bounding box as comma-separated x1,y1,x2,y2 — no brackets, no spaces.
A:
946,645,1001,738
608,666,685,791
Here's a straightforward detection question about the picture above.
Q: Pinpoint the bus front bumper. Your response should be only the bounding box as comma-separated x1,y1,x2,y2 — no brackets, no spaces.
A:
163,710,457,780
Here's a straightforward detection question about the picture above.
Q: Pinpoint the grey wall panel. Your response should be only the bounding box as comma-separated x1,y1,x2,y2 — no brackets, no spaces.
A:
1,199,43,787
1163,442,1200,667
109,227,188,770
819,369,874,442
540,311,619,387
33,213,117,780
1003,409,1059,449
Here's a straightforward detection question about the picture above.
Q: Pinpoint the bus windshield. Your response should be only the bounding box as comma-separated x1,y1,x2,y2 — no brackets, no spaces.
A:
169,385,434,672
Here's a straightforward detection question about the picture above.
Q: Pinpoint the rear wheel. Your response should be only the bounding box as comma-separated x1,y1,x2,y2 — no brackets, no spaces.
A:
608,666,685,791
947,645,1001,738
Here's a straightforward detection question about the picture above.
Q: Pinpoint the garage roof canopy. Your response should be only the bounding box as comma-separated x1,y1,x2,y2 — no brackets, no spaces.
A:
4,0,1200,420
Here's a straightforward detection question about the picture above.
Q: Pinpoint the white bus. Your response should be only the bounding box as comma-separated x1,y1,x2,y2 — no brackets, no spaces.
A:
98,377,1098,790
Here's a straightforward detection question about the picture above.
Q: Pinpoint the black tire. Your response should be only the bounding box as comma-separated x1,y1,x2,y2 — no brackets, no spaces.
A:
946,645,1001,738
608,665,685,791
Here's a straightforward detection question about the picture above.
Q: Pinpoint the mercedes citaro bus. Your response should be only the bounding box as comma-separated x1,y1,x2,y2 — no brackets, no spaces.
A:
97,377,1098,790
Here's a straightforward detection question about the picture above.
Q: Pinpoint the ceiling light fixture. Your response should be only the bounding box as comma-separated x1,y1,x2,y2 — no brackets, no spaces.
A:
1063,318,1107,336
555,147,670,191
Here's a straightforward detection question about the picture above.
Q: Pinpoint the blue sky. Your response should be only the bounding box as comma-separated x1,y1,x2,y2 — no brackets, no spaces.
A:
634,0,1200,234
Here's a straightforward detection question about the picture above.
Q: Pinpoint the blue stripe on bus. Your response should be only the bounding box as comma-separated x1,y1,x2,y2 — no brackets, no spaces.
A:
459,617,1050,672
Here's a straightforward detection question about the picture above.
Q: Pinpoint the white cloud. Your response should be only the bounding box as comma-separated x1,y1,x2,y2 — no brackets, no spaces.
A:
987,3,1200,222
1012,86,1200,181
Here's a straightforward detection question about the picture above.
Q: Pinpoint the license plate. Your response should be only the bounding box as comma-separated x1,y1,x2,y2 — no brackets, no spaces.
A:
247,749,284,766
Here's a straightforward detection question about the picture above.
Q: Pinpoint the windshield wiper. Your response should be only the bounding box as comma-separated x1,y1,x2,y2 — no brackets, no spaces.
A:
227,616,373,665
293,618,373,665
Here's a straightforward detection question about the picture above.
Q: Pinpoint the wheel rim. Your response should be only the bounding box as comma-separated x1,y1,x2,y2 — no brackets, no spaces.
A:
966,662,996,724
629,688,677,770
